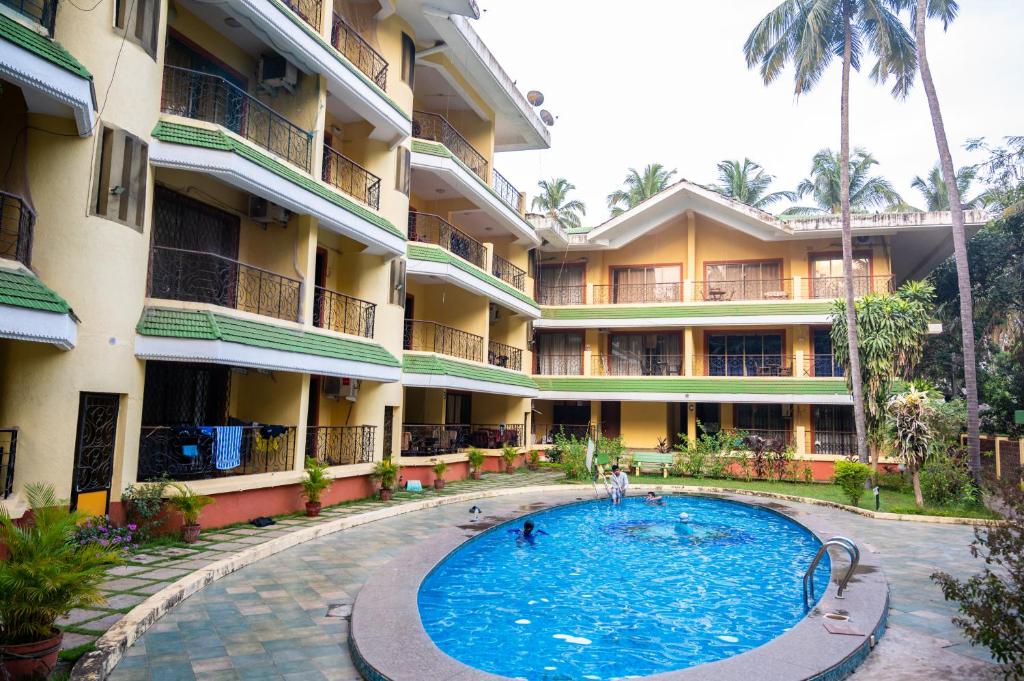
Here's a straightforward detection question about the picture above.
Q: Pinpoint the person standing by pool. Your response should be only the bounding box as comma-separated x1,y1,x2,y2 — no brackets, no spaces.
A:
609,465,629,505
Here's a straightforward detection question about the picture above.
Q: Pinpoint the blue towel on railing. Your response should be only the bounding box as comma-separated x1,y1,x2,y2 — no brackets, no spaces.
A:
213,426,243,470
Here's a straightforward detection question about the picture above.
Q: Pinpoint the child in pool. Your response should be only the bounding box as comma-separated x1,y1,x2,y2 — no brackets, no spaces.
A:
508,519,548,545
608,465,629,505
643,492,665,505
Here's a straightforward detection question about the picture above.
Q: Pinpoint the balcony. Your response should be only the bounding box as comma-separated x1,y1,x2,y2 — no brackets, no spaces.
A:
137,425,296,482
806,275,892,299
403,320,483,363
1,428,17,500
331,12,388,90
0,191,34,267
412,110,488,180
408,212,485,268
161,65,314,172
282,0,322,31
592,354,684,377
809,430,857,456
400,423,523,456
533,422,597,444
491,168,520,213
488,340,522,371
593,282,683,305
491,253,526,291
313,286,376,338
148,245,302,322
307,424,375,466
537,286,585,306
695,279,793,302
2,0,56,33
322,144,381,209
535,354,583,376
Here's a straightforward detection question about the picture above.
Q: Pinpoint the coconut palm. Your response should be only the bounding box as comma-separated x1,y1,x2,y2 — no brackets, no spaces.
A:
606,164,677,217
531,178,587,231
911,163,979,211
711,159,797,210
785,148,903,215
744,0,917,465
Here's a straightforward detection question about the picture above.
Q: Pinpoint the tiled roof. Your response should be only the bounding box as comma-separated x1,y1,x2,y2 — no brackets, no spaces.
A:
151,121,405,240
403,352,538,389
534,376,849,395
407,243,539,309
0,14,91,79
0,267,72,314
541,301,834,320
137,308,400,367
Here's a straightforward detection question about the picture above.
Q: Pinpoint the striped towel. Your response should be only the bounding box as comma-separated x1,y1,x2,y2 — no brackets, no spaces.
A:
213,426,243,470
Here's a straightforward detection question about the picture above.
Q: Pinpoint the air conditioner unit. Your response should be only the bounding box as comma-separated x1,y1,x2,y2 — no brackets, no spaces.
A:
258,54,298,92
345,379,360,402
249,196,288,224
322,376,343,400
854,235,872,246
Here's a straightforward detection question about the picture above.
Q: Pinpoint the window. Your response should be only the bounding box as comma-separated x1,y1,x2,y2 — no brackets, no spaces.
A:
535,333,583,375
611,265,680,303
812,405,856,456
706,332,785,377
809,254,871,298
811,328,844,377
606,333,681,376
401,33,415,86
703,260,783,301
537,263,585,305
388,258,406,305
395,146,411,195
115,0,160,58
92,125,148,231
735,404,790,434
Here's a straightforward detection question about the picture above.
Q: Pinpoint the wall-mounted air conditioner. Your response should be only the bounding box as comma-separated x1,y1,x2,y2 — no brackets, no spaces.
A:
249,196,288,224
258,54,298,93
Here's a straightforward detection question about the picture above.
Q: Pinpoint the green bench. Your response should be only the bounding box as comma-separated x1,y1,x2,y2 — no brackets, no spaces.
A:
631,452,674,478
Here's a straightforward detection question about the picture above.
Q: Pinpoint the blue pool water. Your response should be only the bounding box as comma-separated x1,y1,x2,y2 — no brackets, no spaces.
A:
418,496,829,680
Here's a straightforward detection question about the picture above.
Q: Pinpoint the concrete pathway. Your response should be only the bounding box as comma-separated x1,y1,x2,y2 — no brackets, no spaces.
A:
101,486,1002,681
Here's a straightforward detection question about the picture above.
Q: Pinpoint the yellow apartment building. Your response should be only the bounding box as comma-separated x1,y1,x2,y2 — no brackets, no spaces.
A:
0,0,548,524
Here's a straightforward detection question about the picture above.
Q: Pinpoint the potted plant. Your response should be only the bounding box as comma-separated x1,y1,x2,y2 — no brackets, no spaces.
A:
165,482,214,543
0,484,123,680
372,459,400,501
467,448,486,480
501,445,519,474
300,456,333,517
432,459,447,489
526,450,541,471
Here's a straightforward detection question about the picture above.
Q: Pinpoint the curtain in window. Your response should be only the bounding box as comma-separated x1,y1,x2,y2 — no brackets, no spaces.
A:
704,261,783,300
536,334,583,374
612,266,680,303
608,334,682,375
538,265,585,305
810,256,870,298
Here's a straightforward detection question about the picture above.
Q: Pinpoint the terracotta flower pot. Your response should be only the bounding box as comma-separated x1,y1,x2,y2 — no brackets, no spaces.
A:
472,470,482,480
505,463,516,474
379,488,393,501
305,501,322,518
181,523,201,544
0,630,63,681
434,479,445,490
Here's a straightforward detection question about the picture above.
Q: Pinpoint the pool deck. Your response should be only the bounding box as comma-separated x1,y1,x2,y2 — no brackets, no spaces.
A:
86,476,1002,681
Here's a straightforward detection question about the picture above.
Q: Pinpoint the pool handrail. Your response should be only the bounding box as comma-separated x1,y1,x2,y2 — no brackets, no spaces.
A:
803,536,860,610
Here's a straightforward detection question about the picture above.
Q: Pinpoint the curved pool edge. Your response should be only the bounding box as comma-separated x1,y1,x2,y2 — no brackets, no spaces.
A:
349,489,890,681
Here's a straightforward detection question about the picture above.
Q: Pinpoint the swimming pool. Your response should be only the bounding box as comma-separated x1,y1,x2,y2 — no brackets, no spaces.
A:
417,496,830,680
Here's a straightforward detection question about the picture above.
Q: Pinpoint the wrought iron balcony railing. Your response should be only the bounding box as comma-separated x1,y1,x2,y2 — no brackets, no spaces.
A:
322,144,380,208
695,278,793,302
592,354,684,377
593,282,683,304
0,428,17,500
0,191,34,267
735,428,794,449
399,423,523,455
148,246,302,322
161,65,314,172
535,353,583,376
412,110,488,180
408,212,485,268
307,425,375,466
137,425,296,482
536,285,585,306
1,0,56,33
282,0,322,31
488,340,523,371
331,12,388,89
404,320,483,362
313,286,375,338
809,430,857,456
700,354,817,378
805,275,893,299
492,253,526,291
533,422,597,444
492,168,520,212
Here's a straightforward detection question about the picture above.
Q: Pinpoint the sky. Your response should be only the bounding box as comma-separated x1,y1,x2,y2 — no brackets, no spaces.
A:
471,0,1024,225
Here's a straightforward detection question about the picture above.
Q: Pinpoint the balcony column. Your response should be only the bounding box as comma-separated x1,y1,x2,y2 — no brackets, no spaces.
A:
683,279,693,302
686,212,697,281
517,191,526,216
483,242,494,274
793,275,803,300
795,424,807,456
586,282,595,305
795,349,805,377
294,375,312,473
684,329,694,377
686,403,697,448
296,214,318,328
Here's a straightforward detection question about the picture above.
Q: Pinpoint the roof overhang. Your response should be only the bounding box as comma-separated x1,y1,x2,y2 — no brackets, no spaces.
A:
402,351,538,397
534,311,832,330
0,303,77,349
402,368,537,397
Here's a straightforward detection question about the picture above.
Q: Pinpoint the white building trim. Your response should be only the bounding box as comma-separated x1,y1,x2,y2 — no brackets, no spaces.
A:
0,304,77,349
402,370,538,398
406,256,540,318
0,37,94,136
536,390,852,405
533,313,831,330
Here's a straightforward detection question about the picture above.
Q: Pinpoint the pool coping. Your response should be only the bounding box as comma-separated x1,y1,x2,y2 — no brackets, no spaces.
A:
349,489,891,681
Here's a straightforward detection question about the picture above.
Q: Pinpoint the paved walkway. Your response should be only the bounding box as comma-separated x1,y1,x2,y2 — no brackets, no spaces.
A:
98,484,1001,681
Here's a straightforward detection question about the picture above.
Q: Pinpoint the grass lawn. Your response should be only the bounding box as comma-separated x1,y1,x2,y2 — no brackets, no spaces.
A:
621,475,1000,520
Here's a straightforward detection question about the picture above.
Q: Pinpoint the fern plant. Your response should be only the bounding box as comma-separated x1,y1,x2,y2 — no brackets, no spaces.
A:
300,457,332,504
165,483,214,526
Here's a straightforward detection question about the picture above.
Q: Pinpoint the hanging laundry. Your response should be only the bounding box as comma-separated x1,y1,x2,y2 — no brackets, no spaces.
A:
213,425,243,470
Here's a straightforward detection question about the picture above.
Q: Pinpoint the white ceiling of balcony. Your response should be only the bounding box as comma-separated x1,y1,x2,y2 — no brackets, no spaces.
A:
410,173,495,240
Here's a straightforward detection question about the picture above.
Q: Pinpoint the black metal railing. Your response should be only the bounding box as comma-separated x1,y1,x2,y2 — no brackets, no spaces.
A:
593,282,683,304
468,424,523,449
810,430,857,456
534,423,597,444
282,0,322,31
0,428,17,500
805,275,894,299
537,285,585,305
735,428,794,449
1,0,56,33
492,253,526,291
412,110,488,180
403,320,483,362
408,212,486,268
535,353,583,375
492,168,519,212
148,246,302,322
322,144,380,209
593,354,684,376
696,278,792,302
161,65,313,172
488,340,523,371
700,355,814,378
137,425,296,482
313,286,375,338
307,425,375,466
0,191,34,267
400,423,523,456
331,12,388,89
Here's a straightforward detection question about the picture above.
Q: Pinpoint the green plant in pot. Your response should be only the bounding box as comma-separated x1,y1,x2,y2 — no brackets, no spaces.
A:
300,457,333,517
501,445,518,474
165,482,214,543
372,459,400,501
0,484,124,680
467,448,486,480
432,459,447,489
527,450,541,471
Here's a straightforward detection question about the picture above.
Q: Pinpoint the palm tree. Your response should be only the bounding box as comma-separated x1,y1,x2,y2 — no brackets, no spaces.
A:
786,148,903,215
911,163,978,211
606,164,677,217
711,159,797,210
744,0,917,465
531,178,587,230
905,0,982,479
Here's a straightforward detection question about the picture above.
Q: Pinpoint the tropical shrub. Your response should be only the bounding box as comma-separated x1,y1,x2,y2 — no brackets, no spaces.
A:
874,470,910,493
467,448,486,474
833,460,872,506
431,459,447,479
74,517,137,551
675,426,744,479
120,478,168,541
887,388,938,507
300,457,333,504
553,432,589,481
920,455,978,507
501,445,519,471
165,483,214,526
596,434,625,466
677,448,708,478
372,459,400,490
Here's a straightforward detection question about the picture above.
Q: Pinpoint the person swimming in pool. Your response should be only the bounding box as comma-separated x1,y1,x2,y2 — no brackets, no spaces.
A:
643,492,665,505
508,519,548,545
675,511,693,536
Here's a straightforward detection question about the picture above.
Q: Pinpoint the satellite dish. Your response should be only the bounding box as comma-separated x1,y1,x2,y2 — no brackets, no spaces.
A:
527,90,544,106
539,110,555,126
